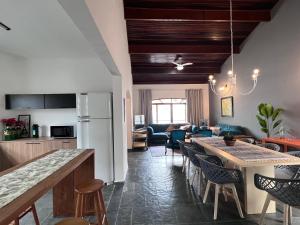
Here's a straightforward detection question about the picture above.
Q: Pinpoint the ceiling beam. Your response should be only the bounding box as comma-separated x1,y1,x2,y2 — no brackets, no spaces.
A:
133,74,209,84
124,8,271,22
132,66,220,74
129,44,239,54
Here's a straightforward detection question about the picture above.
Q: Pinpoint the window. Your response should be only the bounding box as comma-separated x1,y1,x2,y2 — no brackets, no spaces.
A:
152,98,187,124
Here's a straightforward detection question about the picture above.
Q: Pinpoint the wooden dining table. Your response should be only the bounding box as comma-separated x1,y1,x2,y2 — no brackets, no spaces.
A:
0,149,95,225
192,137,300,215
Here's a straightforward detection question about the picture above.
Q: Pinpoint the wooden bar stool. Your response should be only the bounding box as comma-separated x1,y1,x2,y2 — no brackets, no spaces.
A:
75,179,108,225
10,204,40,225
56,218,89,225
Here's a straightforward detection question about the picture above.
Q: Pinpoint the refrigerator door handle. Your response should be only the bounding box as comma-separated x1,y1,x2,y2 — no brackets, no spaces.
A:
78,119,90,122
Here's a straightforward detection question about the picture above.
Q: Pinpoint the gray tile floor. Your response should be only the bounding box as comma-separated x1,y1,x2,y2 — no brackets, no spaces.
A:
20,148,300,225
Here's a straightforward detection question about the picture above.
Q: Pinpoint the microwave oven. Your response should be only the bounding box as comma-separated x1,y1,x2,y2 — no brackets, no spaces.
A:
50,126,75,138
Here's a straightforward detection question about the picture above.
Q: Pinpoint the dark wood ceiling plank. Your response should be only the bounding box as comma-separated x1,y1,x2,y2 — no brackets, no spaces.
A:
124,0,279,10
132,66,220,74
129,44,239,54
125,8,271,22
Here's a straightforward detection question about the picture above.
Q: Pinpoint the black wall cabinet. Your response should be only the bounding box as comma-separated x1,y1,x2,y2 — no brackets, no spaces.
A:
44,94,76,109
5,94,76,110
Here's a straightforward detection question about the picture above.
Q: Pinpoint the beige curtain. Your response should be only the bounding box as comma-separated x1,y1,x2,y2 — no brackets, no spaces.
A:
139,89,152,125
185,89,204,127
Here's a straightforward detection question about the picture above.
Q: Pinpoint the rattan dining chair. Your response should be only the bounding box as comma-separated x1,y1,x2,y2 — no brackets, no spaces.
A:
186,147,222,196
197,155,244,220
254,174,300,225
258,143,281,152
239,138,255,144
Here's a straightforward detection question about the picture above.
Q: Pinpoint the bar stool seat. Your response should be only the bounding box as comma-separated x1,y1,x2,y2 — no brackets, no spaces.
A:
75,179,108,225
76,179,105,194
56,218,89,225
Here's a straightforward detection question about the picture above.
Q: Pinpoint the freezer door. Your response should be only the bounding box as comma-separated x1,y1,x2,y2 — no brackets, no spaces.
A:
87,93,112,119
77,93,89,118
86,119,114,182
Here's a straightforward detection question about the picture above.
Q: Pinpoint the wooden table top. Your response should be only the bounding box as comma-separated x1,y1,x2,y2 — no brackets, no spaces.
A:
192,137,300,168
0,149,94,225
262,137,300,147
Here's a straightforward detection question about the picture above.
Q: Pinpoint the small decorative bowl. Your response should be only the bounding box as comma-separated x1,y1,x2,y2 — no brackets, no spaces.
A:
224,139,236,146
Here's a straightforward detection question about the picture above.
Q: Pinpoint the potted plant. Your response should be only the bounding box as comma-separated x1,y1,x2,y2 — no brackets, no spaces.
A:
223,132,236,146
256,103,283,137
1,118,17,141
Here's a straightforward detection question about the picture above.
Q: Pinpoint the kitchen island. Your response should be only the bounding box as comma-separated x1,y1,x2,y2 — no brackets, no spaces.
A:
0,148,94,225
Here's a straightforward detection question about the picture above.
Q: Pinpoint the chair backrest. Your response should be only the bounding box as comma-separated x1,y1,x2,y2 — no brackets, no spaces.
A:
178,140,189,156
186,146,204,167
170,129,186,144
196,155,242,184
239,138,255,144
258,143,281,152
254,174,300,206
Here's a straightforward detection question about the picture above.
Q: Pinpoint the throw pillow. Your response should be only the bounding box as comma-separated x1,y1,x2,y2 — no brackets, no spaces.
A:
166,124,176,132
210,126,221,136
179,125,191,130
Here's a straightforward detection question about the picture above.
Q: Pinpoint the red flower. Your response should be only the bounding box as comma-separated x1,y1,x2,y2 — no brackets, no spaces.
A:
1,118,17,126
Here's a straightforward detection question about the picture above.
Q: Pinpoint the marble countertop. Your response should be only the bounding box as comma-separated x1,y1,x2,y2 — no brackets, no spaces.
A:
0,149,85,208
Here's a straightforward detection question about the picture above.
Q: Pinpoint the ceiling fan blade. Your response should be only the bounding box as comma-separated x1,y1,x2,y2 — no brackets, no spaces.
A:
182,62,193,66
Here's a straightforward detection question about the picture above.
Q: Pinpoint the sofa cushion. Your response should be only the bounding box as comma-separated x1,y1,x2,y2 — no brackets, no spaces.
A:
166,124,176,132
151,132,169,140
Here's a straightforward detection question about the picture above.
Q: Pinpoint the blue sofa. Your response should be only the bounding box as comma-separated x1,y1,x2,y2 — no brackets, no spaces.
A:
217,123,246,136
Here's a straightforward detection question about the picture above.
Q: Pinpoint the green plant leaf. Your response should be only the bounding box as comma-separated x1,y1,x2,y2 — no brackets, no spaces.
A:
258,103,267,117
265,104,274,118
261,128,268,134
256,115,267,128
273,120,282,129
272,108,283,121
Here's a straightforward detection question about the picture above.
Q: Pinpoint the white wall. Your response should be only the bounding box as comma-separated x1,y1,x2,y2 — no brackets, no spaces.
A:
210,0,300,137
133,84,210,124
0,51,113,136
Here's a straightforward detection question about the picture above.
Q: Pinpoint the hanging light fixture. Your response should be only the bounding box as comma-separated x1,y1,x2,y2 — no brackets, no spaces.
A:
208,0,260,96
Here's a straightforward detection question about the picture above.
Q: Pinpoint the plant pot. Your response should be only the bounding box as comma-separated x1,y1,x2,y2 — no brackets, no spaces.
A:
224,139,236,146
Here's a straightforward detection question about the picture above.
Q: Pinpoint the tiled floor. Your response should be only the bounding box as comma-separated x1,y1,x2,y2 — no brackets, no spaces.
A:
21,147,299,225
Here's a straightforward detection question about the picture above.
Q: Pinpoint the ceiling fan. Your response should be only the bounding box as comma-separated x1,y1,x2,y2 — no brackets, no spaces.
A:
172,55,193,71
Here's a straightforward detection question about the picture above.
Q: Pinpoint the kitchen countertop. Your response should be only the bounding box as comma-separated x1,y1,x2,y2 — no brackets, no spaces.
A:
0,137,76,143
0,148,85,208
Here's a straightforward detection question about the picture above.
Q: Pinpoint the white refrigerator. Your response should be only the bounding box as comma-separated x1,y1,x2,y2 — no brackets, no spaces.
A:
77,92,114,183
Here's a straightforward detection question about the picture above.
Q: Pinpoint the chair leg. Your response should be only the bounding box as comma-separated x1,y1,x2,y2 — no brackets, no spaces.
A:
203,181,211,203
231,184,244,218
289,206,293,225
31,204,40,225
197,169,201,196
165,146,167,155
283,204,289,225
259,194,271,225
222,186,228,202
187,159,190,180
213,184,220,220
182,155,186,172
172,148,174,156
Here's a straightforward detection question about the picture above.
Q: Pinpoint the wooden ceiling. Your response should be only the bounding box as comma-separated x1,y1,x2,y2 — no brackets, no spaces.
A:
123,0,279,84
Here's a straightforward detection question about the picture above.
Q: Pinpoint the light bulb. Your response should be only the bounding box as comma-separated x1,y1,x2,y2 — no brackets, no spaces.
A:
208,75,214,81
252,74,258,80
177,65,184,71
253,69,260,74
227,70,233,77
219,86,225,91
212,79,216,85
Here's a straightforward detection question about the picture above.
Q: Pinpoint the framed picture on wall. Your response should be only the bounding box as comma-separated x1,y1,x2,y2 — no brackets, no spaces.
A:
221,96,234,117
18,114,31,138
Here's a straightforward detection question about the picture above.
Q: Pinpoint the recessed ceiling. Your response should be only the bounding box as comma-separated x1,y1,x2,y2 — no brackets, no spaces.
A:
123,0,280,84
0,0,97,58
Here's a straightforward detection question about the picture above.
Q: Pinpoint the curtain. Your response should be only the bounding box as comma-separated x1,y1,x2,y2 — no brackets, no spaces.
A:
185,89,204,127
139,89,152,125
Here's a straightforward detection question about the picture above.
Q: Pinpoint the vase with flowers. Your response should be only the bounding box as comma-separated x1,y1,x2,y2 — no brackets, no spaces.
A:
1,118,24,141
